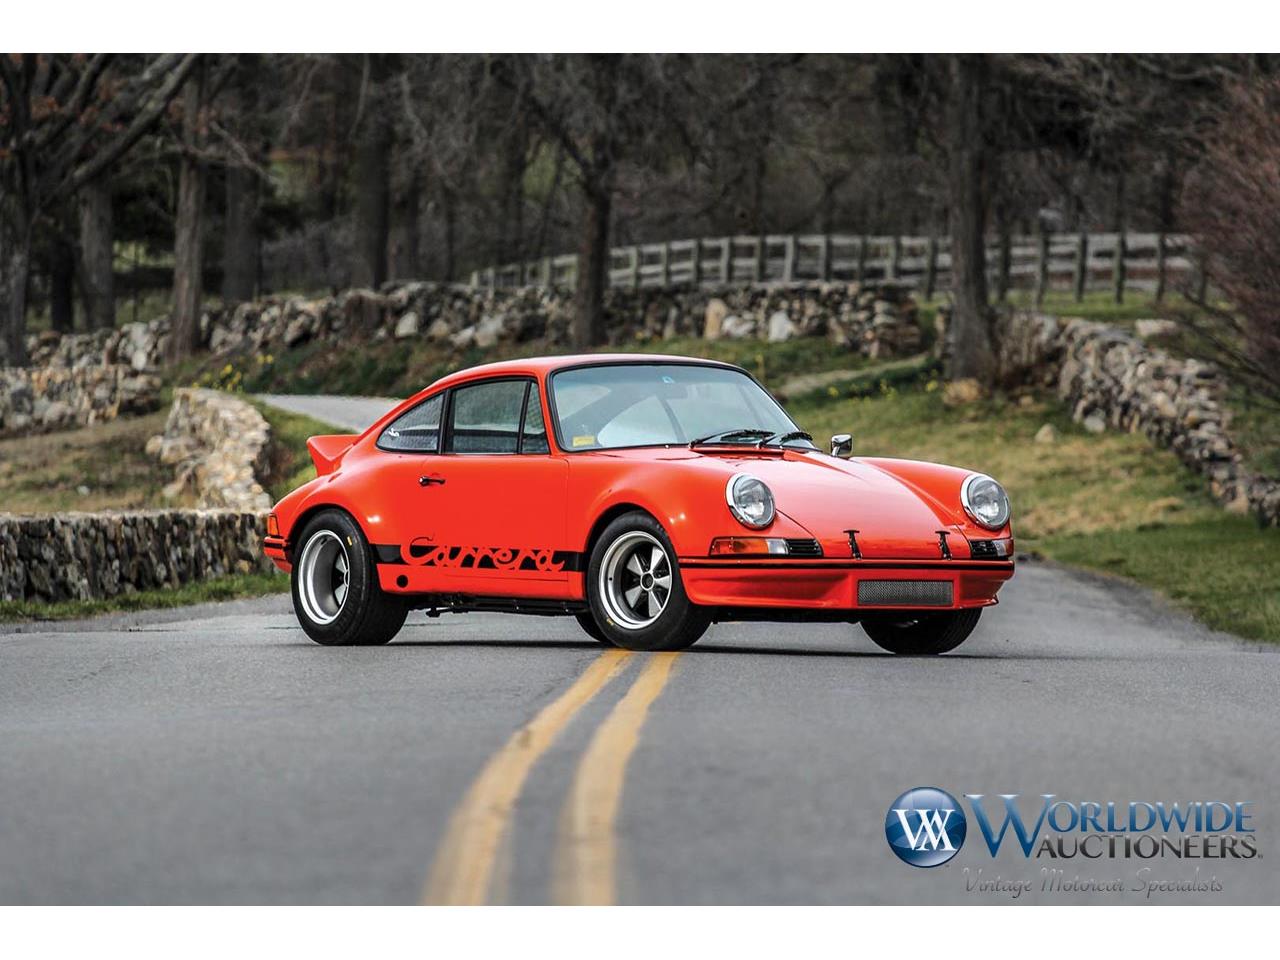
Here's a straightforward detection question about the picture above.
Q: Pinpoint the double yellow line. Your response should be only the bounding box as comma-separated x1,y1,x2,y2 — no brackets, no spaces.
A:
422,650,682,905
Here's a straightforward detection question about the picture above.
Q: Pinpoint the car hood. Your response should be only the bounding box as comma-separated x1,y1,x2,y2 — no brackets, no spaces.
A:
685,448,964,559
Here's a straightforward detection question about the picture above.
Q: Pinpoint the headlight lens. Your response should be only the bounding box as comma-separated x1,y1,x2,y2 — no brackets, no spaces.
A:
726,473,776,529
961,474,1011,530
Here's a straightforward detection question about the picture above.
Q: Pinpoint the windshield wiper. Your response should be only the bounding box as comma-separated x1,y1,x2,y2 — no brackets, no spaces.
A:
758,429,814,447
689,428,774,447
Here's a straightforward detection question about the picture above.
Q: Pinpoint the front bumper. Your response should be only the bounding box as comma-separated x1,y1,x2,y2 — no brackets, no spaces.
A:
677,557,1014,611
263,536,290,572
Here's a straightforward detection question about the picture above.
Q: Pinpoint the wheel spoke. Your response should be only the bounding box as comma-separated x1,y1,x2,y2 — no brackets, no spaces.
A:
654,572,672,590
626,553,643,576
624,585,642,608
647,590,660,618
335,553,347,575
650,546,664,574
334,581,347,605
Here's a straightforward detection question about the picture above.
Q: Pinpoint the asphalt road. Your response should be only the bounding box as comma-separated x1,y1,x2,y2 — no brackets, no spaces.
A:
1,395,1276,905
257,394,401,432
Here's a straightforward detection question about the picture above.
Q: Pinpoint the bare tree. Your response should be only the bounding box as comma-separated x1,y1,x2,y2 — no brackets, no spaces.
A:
0,53,197,364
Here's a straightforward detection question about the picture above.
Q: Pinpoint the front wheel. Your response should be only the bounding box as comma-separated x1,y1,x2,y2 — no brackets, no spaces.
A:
586,511,709,651
861,608,982,655
291,509,407,646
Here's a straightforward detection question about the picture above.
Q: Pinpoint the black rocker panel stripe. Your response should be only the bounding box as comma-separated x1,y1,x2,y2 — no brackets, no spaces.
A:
372,544,585,572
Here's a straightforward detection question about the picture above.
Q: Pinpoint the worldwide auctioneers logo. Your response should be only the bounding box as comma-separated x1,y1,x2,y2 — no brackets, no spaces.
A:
885,788,1258,869
885,787,968,867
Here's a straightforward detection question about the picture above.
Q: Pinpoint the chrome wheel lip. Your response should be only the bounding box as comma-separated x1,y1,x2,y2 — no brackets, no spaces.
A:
599,531,673,630
297,530,350,626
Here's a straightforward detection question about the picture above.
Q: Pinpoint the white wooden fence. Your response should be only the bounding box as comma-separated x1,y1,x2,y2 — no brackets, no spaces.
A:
469,232,1201,301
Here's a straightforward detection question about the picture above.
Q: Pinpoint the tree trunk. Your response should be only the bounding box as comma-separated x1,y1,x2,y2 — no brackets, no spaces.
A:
497,118,528,265
1,218,32,365
943,55,995,382
352,56,394,290
169,63,207,363
79,177,116,329
441,189,457,283
49,229,76,334
573,180,612,349
222,162,258,303
389,167,421,281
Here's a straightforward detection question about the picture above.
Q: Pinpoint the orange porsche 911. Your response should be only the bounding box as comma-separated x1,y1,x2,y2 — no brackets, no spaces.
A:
263,355,1014,654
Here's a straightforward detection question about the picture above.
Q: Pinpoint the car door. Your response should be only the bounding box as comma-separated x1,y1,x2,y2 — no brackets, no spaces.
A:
417,377,569,595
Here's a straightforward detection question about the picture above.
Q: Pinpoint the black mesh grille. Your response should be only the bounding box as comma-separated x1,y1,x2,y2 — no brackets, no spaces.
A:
785,538,823,557
857,580,953,607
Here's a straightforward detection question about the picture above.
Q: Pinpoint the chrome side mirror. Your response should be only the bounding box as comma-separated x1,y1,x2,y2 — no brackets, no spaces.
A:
830,433,853,458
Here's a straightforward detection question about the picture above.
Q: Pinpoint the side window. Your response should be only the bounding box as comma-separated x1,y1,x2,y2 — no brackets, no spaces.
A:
378,394,443,453
448,380,525,454
521,387,550,454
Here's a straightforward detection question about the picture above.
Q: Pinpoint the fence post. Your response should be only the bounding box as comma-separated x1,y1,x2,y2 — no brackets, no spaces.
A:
887,236,901,281
1112,230,1126,304
819,234,831,282
719,237,731,284
1073,231,1089,302
659,242,671,287
923,235,938,301
542,257,553,288
628,246,640,290
1033,228,1050,306
568,256,579,292
692,239,703,286
782,235,796,282
753,236,765,282
855,235,868,285
470,269,480,289
1154,232,1167,303
485,266,497,291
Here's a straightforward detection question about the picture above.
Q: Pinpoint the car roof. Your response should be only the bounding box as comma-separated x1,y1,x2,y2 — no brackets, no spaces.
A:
424,353,741,392
361,353,752,444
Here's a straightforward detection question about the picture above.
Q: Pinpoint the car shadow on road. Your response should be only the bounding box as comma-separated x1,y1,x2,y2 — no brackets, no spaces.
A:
370,638,1088,660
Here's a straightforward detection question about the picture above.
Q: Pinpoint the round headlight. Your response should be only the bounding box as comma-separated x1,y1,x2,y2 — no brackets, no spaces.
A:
726,473,776,529
961,474,1011,530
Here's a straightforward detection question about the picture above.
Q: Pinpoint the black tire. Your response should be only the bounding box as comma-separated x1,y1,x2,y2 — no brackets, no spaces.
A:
861,608,981,655
585,511,709,651
290,509,408,646
574,611,616,645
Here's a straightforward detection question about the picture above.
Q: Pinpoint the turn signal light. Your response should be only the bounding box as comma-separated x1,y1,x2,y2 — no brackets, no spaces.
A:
709,537,789,555
266,514,280,537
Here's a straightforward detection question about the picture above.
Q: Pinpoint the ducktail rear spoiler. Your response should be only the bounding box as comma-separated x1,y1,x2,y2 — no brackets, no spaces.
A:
307,435,358,476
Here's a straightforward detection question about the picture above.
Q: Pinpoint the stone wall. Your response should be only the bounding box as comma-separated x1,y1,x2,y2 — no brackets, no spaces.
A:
25,280,924,372
0,510,271,604
145,388,273,512
1003,312,1280,527
0,365,161,437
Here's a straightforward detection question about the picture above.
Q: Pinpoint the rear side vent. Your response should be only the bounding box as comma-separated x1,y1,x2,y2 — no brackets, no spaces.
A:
858,580,953,607
785,538,823,557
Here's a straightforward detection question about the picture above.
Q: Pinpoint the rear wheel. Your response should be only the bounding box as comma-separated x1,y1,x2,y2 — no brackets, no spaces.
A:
574,611,615,645
861,608,982,655
586,512,709,651
291,509,407,646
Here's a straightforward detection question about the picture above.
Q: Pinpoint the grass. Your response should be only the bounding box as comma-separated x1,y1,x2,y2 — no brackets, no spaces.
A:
790,377,1280,643
0,410,194,513
0,571,288,622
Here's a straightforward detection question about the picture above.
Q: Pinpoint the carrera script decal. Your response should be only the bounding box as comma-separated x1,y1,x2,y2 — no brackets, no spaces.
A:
402,539,569,573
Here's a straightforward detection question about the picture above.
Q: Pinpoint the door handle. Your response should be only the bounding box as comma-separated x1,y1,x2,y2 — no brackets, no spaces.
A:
418,475,446,487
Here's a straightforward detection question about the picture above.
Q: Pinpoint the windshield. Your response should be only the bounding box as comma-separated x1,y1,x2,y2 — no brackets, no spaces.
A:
549,363,811,451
